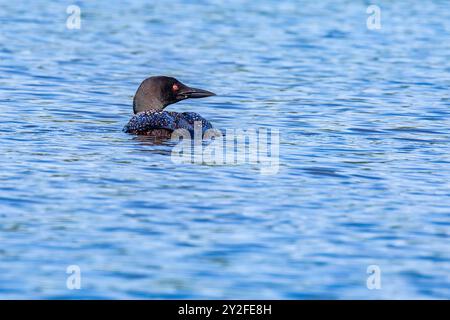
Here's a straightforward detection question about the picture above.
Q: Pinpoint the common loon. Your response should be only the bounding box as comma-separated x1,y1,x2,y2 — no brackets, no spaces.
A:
123,76,215,137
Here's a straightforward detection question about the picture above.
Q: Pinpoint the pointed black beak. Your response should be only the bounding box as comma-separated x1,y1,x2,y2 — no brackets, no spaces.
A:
177,85,216,99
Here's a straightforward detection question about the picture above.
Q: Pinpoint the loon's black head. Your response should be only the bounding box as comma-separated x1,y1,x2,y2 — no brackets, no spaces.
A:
133,76,215,114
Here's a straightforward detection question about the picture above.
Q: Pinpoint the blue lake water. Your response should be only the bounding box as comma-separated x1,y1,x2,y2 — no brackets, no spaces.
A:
0,0,449,299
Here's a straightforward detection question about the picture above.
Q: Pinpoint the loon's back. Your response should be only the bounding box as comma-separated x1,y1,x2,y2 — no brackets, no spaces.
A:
123,110,212,137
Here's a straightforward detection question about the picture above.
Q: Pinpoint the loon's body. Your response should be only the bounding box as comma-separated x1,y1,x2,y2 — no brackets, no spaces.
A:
123,110,212,136
123,76,215,137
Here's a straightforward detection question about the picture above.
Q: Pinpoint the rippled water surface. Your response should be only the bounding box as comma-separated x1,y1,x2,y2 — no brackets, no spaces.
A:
1,0,450,299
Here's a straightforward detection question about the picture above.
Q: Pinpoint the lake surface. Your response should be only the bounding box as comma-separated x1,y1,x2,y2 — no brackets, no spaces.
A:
0,0,449,299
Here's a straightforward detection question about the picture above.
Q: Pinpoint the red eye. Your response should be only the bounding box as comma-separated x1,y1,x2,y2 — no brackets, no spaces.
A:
172,84,179,91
